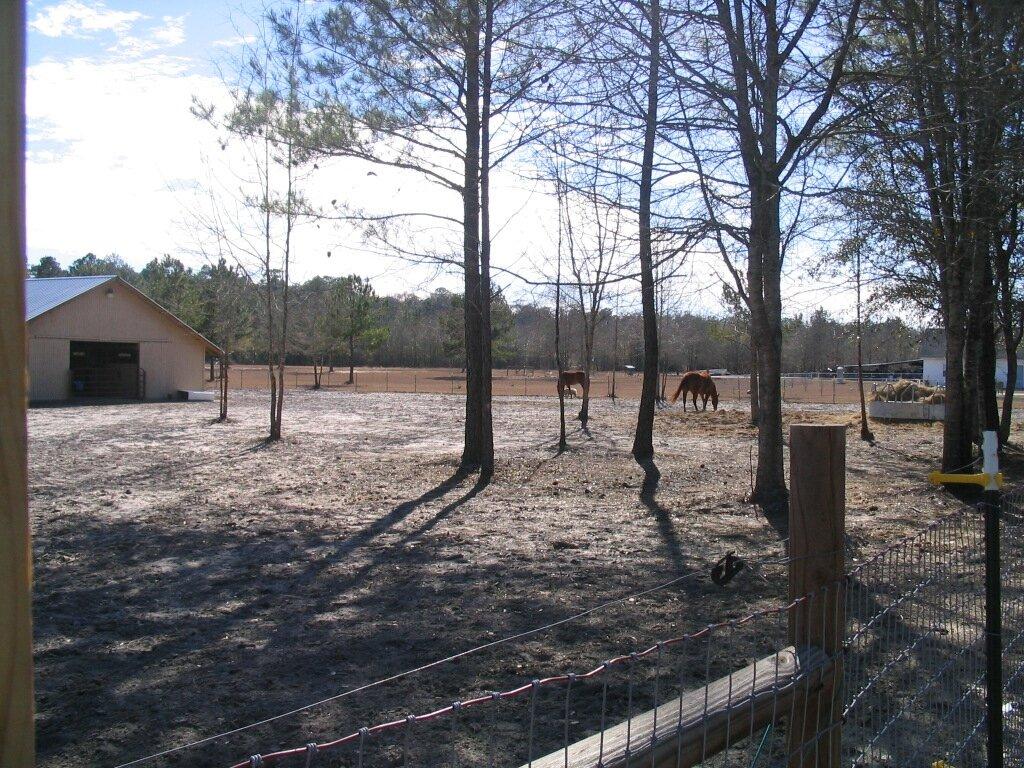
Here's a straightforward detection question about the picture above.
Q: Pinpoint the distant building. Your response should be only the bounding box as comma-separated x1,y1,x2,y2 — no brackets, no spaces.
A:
843,358,924,380
919,328,1022,388
25,275,221,403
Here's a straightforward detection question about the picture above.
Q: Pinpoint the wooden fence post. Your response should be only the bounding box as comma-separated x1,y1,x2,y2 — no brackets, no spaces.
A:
1,3,35,765
787,423,845,768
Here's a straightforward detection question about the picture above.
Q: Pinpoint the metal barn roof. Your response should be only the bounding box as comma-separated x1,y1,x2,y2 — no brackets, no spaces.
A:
25,275,117,321
25,275,222,354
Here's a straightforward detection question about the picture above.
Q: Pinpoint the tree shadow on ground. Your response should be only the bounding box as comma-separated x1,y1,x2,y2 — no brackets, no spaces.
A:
637,457,688,574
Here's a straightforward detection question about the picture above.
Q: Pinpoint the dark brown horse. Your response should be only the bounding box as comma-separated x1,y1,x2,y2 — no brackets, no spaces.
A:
670,371,719,411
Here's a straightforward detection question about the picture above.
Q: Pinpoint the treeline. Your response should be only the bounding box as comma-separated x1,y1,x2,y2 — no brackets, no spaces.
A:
30,253,922,374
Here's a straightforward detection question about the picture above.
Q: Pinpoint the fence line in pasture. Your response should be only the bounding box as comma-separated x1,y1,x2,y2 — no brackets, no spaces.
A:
222,367,910,405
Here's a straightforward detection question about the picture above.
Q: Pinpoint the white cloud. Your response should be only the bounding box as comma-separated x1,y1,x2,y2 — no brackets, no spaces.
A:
29,1,144,38
211,34,256,48
22,47,431,293
112,14,186,56
25,53,229,267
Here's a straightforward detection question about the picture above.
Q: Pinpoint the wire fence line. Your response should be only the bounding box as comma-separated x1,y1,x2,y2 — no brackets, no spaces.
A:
219,366,887,405
204,493,1023,768
113,552,791,768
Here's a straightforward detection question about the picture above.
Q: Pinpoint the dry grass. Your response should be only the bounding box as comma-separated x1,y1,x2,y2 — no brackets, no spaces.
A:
28,390,977,767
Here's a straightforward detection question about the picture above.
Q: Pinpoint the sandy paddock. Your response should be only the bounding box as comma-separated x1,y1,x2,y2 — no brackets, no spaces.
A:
219,365,882,405
28,389,998,767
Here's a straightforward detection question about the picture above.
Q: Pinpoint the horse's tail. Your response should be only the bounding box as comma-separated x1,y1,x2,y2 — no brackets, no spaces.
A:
669,378,685,404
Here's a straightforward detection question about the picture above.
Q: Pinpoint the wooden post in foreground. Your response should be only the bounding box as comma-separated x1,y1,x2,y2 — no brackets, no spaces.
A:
0,2,35,766
787,424,845,768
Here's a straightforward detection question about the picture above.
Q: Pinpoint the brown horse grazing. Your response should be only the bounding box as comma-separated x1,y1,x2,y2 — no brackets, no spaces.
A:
558,370,588,400
670,370,719,411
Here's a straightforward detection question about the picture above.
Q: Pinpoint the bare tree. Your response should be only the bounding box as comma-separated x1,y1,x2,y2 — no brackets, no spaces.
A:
190,4,309,441
289,0,577,475
555,229,568,451
199,258,252,421
666,0,864,504
549,154,629,428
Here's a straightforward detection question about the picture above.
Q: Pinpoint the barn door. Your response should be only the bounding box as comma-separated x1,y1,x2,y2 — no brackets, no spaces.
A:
69,341,140,399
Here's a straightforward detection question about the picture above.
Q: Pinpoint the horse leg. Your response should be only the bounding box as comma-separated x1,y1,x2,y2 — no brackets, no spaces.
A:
692,391,699,411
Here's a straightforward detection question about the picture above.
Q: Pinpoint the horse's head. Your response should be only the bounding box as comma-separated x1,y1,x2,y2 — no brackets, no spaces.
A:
710,382,719,410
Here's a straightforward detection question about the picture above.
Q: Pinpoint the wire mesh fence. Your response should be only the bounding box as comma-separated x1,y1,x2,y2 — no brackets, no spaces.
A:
222,492,1024,768
108,471,1019,768
232,597,834,768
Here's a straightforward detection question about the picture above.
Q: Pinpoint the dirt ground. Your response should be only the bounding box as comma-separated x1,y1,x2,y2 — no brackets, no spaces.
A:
28,390,1015,767
220,364,882,404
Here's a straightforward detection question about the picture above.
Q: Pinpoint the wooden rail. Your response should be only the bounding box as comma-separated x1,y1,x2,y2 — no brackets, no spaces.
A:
0,3,34,766
524,646,833,768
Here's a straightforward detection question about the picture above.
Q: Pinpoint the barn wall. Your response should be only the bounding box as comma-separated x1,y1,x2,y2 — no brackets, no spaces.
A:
921,356,1013,388
27,337,69,401
26,281,209,401
923,358,945,386
139,336,206,397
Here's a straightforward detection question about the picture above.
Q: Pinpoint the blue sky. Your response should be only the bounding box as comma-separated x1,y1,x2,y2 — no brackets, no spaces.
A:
23,1,857,317
25,2,255,264
27,1,250,63
23,1,508,298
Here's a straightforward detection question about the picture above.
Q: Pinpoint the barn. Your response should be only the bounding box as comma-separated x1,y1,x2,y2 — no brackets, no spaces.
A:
25,275,222,403
920,327,1024,388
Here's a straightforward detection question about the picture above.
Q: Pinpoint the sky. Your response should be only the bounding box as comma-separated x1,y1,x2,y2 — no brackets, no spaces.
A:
24,0,862,318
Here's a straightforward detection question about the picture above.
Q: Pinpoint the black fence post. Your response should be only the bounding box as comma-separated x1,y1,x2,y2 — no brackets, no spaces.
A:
983,429,1003,768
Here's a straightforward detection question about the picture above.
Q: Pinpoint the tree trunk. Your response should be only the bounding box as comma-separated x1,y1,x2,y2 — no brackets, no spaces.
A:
478,0,495,474
219,354,228,421
747,174,786,506
965,311,981,445
556,254,566,450
856,245,873,441
748,333,759,425
751,307,786,505
348,334,355,385
460,0,484,472
579,313,595,426
944,320,973,471
1002,346,1017,444
266,278,279,441
978,280,1000,435
631,0,660,465
998,243,1021,444
611,312,619,399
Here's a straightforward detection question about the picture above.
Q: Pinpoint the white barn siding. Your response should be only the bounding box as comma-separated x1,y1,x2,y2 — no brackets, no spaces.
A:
922,356,1019,388
27,279,211,401
923,358,945,386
